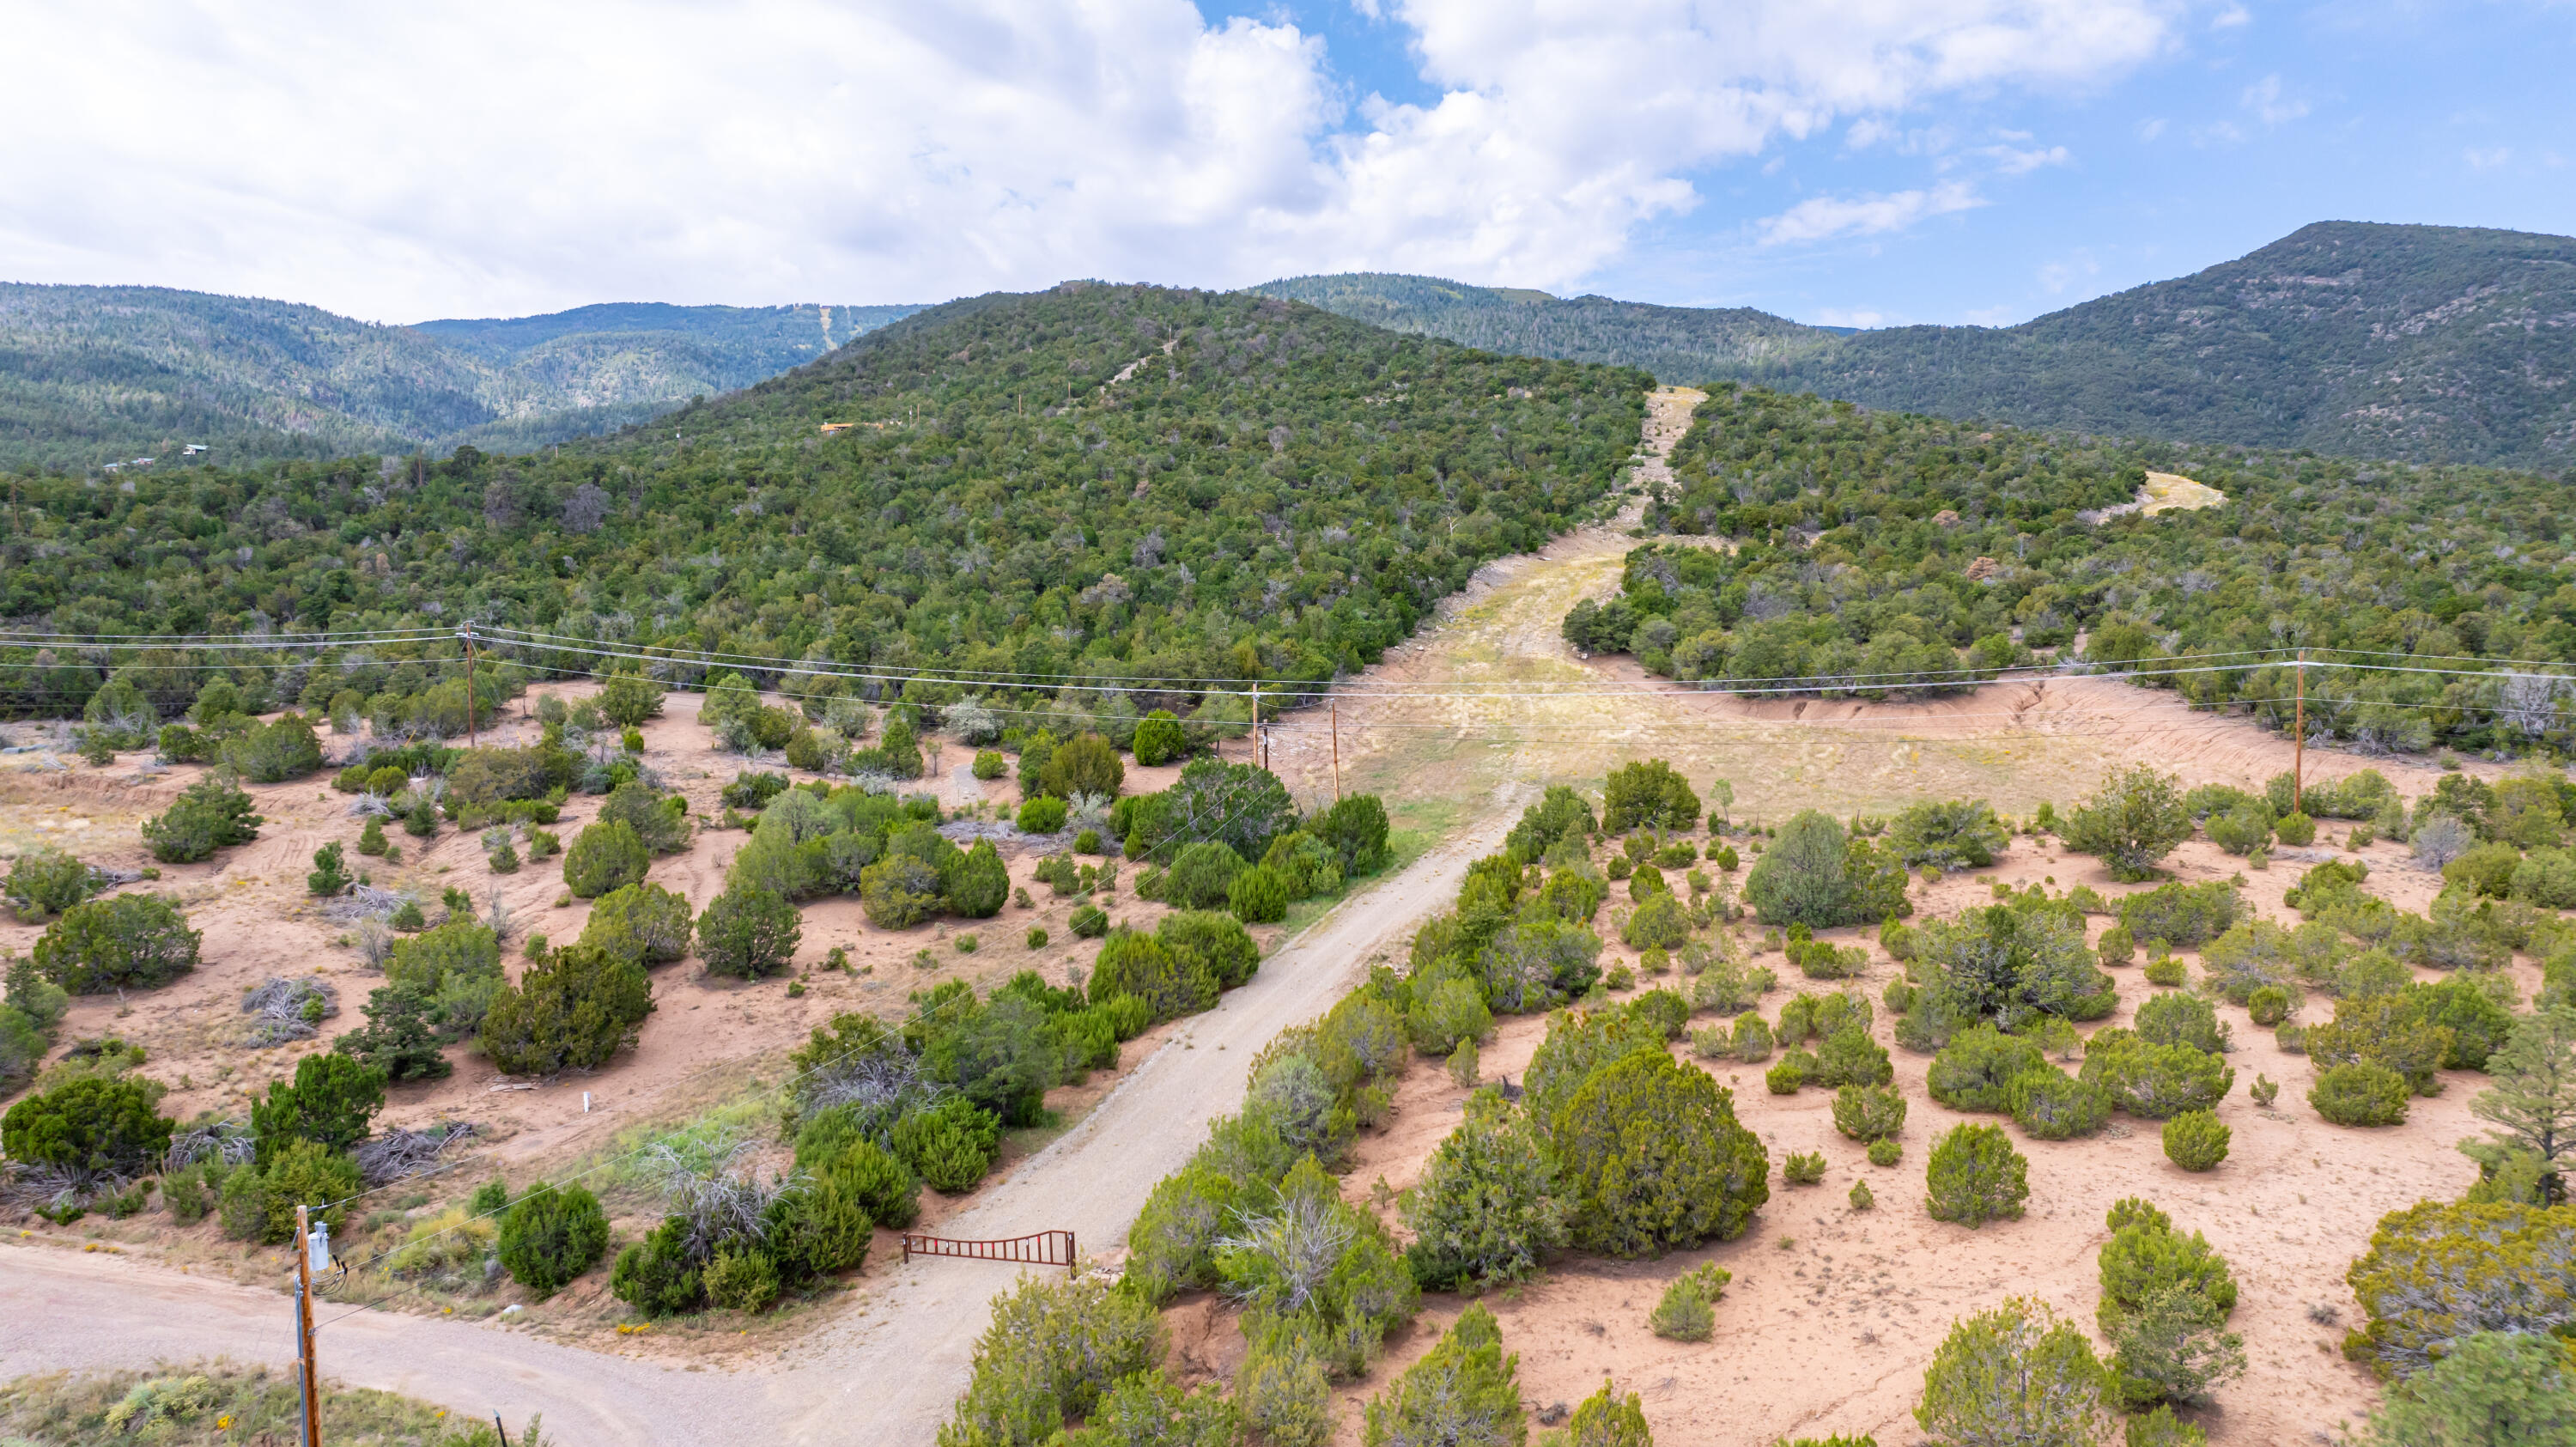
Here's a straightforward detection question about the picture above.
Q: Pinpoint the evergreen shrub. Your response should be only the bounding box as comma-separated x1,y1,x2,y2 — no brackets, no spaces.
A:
1925,1123,2028,1227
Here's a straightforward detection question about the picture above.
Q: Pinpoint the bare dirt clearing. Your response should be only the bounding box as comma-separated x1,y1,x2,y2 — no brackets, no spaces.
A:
1263,388,2469,841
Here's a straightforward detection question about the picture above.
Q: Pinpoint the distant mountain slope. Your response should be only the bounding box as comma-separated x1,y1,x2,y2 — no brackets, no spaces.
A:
1796,222,2576,469
1257,222,2576,471
3,282,1649,704
0,285,925,471
1249,272,1840,380
411,300,920,357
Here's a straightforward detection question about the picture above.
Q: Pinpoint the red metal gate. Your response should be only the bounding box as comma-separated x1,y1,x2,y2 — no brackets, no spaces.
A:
901,1229,1078,1277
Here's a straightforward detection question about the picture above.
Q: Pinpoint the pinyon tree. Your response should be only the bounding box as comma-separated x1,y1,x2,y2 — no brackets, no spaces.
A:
1400,1089,1568,1292
2470,1005,2576,1204
2356,1329,2576,1447
1914,1298,2107,1447
2062,764,2193,882
2346,1200,2576,1378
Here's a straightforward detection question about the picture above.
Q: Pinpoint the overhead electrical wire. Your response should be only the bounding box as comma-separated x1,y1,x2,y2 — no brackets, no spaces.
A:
12,618,2576,701
455,629,2576,705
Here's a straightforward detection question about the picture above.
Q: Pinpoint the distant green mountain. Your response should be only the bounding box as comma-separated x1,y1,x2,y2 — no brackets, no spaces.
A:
1257,222,2576,471
1249,272,1841,380
0,285,925,471
410,300,919,360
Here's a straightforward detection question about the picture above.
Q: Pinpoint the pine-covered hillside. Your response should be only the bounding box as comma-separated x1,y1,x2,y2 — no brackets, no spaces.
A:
1265,222,2576,471
1250,272,1841,379
0,285,923,471
0,283,1649,721
1789,222,2576,471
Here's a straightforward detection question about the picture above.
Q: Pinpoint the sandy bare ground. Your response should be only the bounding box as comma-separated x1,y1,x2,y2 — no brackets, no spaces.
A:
0,685,1300,1224
0,804,1520,1443
1296,828,2507,1447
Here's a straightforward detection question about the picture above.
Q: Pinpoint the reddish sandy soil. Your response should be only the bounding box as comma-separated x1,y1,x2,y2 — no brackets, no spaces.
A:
0,689,1228,1160
1191,827,2521,1447
0,684,1257,1354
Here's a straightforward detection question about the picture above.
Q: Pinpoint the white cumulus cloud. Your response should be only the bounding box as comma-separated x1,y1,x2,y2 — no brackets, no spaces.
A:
1757,180,1988,246
0,0,2181,319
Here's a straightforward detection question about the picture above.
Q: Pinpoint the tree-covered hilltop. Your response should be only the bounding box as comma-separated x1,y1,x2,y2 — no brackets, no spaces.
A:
1771,222,2576,473
1267,222,2576,471
0,285,923,472
1565,384,2576,757
1249,272,1841,380
0,283,1649,721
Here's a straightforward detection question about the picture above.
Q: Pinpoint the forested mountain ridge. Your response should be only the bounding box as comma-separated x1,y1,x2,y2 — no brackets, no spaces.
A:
1792,222,2576,471
1261,222,2576,471
0,284,923,471
0,283,1650,722
410,301,919,361
1249,272,1842,379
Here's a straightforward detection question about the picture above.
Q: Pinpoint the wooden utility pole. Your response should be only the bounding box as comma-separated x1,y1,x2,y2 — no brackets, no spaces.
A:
1330,700,1341,801
461,623,479,750
1252,680,1264,770
295,1204,321,1447
2293,649,2306,809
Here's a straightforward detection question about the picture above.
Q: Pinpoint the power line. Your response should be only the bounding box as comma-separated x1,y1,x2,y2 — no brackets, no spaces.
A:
18,617,2576,705
483,624,2332,696
472,629,2216,698
465,630,2576,713
0,623,569,648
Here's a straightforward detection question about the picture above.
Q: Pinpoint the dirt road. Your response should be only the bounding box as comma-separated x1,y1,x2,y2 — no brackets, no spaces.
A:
763,799,1522,1439
1258,383,2470,831
0,802,1519,1443
0,1244,769,1444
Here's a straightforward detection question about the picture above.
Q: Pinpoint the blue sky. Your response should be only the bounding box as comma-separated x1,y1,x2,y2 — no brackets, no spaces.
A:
1212,0,2576,325
4,1,2568,326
